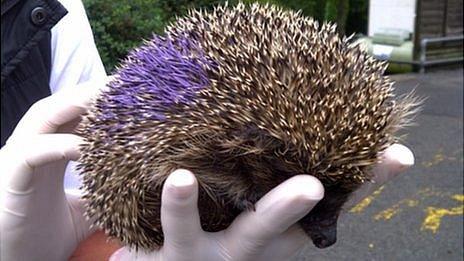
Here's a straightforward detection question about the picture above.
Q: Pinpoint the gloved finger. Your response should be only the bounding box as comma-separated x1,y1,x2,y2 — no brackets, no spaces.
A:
225,175,324,260
161,169,202,260
7,79,107,143
0,134,83,193
345,143,414,209
256,224,307,261
370,143,414,185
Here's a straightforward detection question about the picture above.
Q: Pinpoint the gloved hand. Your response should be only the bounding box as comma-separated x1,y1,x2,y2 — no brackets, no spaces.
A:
108,145,414,261
0,79,106,261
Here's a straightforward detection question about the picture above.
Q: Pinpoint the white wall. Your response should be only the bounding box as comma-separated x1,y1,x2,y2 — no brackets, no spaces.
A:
368,0,417,36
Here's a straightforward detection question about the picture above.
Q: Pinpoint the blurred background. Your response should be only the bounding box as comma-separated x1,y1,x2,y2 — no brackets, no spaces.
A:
82,0,369,72
82,0,463,260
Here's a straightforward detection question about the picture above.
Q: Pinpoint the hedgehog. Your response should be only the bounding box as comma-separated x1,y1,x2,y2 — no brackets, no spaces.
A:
77,3,419,250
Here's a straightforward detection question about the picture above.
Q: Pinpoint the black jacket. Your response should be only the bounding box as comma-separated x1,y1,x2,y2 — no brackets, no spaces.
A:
1,0,67,147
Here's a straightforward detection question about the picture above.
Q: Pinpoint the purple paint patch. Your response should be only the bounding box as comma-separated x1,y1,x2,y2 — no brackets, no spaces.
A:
103,35,213,122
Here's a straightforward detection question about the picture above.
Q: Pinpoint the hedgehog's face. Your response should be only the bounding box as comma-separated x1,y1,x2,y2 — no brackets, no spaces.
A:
299,185,352,248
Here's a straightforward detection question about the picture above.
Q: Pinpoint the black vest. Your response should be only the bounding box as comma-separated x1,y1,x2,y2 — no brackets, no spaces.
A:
1,0,67,147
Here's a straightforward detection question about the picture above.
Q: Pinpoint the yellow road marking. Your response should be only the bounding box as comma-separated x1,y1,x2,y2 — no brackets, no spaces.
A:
422,148,463,167
421,194,464,233
451,194,464,202
421,206,463,233
422,150,445,167
374,199,418,220
374,207,401,220
350,186,385,213
351,186,463,234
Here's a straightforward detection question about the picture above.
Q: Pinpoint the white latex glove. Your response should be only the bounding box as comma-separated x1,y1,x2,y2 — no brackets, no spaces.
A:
109,145,414,261
0,80,105,261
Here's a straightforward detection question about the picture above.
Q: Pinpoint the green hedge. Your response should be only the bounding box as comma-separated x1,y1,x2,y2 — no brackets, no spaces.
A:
83,0,368,72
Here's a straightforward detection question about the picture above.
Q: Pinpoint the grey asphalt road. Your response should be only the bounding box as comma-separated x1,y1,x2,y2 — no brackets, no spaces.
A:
293,69,464,261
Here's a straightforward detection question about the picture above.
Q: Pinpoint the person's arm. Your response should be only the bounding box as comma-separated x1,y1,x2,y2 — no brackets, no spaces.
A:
49,0,107,193
0,80,106,261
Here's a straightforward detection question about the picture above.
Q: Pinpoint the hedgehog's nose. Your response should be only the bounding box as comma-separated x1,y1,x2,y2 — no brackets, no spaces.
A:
313,235,336,248
312,225,337,248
